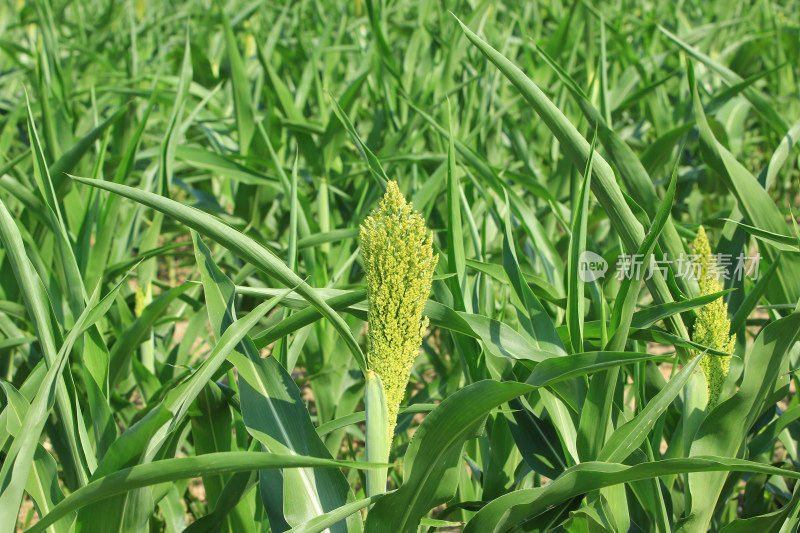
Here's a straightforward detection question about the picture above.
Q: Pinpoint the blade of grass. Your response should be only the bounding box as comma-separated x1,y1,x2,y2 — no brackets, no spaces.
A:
456,16,689,348
463,455,800,533
566,131,595,353
219,0,255,156
68,175,367,374
687,61,800,304
0,198,87,488
27,453,376,533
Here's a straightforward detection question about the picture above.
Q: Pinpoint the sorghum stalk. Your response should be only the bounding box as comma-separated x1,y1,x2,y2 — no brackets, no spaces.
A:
692,226,736,406
364,370,390,497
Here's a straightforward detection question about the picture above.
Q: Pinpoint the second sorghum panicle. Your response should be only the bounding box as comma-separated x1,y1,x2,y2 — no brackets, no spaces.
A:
692,226,736,406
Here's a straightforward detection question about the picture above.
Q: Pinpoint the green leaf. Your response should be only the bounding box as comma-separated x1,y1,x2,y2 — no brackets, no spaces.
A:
598,351,704,463
176,145,280,187
575,163,680,461
365,380,535,533
315,404,438,437
68,175,367,373
566,131,595,353
242,286,553,363
718,468,800,533
77,280,290,532
501,193,567,358
107,282,193,387
328,94,389,188
688,62,800,303
288,495,384,533
189,384,234,505
608,161,679,347
25,92,86,322
527,351,670,388
730,256,781,334
28,453,374,533
463,456,800,533
456,15,688,344
660,25,788,136
49,105,128,194
445,99,468,313
0,381,71,533
719,219,800,253
0,197,88,497
0,278,119,532
193,232,360,533
534,42,690,295
182,470,258,533
219,3,255,155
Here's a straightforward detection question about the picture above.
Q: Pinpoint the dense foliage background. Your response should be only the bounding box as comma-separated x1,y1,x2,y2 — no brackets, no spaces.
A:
1,0,799,531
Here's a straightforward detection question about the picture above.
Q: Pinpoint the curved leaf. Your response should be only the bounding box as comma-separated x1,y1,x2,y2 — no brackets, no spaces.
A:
68,175,367,373
27,453,374,533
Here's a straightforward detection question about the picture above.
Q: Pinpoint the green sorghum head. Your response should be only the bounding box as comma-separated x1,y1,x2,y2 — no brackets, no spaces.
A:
692,226,736,406
360,181,438,439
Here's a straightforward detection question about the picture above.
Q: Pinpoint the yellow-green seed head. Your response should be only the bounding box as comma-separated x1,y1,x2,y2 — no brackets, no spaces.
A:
360,181,438,440
692,226,736,406
135,285,147,318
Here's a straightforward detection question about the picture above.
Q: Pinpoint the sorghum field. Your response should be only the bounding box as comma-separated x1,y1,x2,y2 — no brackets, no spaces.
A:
2,0,800,531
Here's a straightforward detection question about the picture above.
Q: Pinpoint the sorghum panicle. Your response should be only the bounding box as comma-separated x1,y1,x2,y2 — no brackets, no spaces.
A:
692,226,736,406
360,181,438,439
